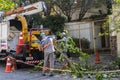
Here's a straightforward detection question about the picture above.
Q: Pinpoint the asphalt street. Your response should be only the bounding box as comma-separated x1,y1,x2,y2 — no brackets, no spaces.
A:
0,61,78,80
0,56,120,80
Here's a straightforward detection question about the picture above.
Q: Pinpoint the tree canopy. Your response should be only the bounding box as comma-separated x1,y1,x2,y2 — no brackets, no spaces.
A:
0,0,15,11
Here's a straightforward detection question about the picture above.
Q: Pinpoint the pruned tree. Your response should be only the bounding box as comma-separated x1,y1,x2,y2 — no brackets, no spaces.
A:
78,0,112,20
53,0,79,22
78,0,94,20
49,0,110,21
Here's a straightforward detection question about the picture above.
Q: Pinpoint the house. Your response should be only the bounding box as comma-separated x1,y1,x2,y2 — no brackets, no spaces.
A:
53,0,113,54
50,0,116,54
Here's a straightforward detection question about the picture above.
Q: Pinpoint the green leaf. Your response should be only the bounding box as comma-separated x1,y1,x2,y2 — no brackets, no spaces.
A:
0,0,15,11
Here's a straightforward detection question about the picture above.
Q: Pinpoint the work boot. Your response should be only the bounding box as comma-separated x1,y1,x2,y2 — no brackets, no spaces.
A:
42,71,46,76
42,73,46,76
49,72,54,77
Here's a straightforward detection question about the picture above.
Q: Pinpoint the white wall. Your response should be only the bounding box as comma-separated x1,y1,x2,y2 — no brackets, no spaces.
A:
65,21,102,49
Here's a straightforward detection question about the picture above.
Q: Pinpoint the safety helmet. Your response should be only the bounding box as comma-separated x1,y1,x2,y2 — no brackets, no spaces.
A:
40,32,45,36
40,32,46,39
62,32,66,36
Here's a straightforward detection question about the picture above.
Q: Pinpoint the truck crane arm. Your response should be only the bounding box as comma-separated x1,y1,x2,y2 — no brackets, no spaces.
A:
3,1,47,17
2,1,47,44
1,1,47,21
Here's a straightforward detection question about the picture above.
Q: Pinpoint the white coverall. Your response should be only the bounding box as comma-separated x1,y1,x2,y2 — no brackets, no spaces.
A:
40,35,55,75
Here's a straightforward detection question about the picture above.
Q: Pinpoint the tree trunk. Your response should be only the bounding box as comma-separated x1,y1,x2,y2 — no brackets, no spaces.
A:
54,46,73,65
67,16,71,22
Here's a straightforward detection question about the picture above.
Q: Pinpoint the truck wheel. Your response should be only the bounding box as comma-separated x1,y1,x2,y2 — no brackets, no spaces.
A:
22,47,27,61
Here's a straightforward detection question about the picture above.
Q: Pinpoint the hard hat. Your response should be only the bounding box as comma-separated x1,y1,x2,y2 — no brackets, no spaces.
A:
62,32,66,36
40,32,46,39
40,32,45,36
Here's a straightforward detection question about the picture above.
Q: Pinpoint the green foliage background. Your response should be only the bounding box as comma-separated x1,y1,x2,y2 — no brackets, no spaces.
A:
31,14,67,34
0,0,15,11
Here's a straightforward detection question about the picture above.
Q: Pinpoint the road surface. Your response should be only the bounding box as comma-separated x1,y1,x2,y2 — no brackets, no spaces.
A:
0,56,120,80
0,61,79,80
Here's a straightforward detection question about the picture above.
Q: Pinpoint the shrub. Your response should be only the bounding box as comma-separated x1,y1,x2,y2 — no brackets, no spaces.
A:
72,37,90,49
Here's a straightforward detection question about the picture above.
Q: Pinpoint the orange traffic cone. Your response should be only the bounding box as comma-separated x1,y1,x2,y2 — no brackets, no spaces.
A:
18,32,24,45
16,32,24,54
5,56,12,72
95,49,101,64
